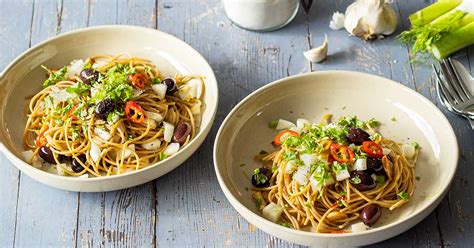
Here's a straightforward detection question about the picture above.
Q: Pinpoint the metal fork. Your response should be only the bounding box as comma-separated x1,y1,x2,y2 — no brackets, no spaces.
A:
433,63,474,129
438,58,474,112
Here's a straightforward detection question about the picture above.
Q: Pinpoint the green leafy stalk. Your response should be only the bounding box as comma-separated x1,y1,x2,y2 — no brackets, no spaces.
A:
432,21,474,58
408,0,462,26
399,9,467,56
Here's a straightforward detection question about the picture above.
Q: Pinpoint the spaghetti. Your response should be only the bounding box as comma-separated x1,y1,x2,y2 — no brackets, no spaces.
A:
250,116,419,233
22,54,204,177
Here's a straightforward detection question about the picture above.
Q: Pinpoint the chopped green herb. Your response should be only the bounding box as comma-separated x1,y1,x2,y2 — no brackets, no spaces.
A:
339,191,347,196
268,120,279,128
83,63,92,69
90,64,133,103
253,168,269,185
259,150,268,155
415,176,421,181
351,175,361,184
283,151,297,161
375,175,386,185
280,223,292,228
159,153,168,160
398,191,410,200
390,117,397,121
239,163,246,167
66,81,90,96
304,202,312,208
152,78,161,84
254,198,262,208
272,165,278,173
411,142,421,150
42,65,68,88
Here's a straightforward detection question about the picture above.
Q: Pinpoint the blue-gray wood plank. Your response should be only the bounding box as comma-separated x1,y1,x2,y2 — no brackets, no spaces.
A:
0,0,472,247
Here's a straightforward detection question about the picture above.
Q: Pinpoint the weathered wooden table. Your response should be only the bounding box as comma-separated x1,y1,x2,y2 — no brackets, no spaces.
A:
0,0,472,247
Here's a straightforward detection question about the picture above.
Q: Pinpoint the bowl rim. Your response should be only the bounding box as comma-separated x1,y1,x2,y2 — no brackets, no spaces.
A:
213,70,458,238
0,25,219,181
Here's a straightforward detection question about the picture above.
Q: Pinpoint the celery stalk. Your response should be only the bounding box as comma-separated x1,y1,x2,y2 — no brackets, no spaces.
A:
409,0,462,26
432,22,474,58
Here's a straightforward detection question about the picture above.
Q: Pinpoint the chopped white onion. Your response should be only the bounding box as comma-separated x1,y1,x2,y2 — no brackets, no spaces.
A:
178,81,200,101
67,59,84,77
294,165,310,185
296,118,311,132
351,222,369,233
163,122,174,142
146,118,157,129
21,150,34,162
131,88,144,98
145,111,163,123
31,156,43,169
190,102,201,115
309,174,336,192
382,148,392,155
276,119,296,130
92,60,108,69
184,79,203,99
164,142,180,156
56,164,67,176
49,87,74,103
402,144,416,159
94,127,111,141
142,139,162,151
152,84,167,100
90,141,102,163
371,173,377,182
78,174,89,179
335,168,351,181
121,144,135,160
262,203,283,223
289,126,301,134
300,153,318,167
285,160,297,174
354,158,367,171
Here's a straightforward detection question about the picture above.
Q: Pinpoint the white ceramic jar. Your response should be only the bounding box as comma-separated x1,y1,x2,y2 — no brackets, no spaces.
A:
223,0,300,31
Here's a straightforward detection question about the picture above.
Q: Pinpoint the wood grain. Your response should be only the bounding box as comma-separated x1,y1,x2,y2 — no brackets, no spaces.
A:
0,1,34,246
0,0,472,247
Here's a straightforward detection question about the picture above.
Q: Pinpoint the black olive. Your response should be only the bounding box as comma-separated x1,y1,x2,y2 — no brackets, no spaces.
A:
172,122,191,145
94,98,116,120
71,154,87,173
80,69,99,85
346,128,371,145
360,204,381,226
39,146,56,163
366,158,385,175
251,167,272,188
350,171,376,191
163,78,177,95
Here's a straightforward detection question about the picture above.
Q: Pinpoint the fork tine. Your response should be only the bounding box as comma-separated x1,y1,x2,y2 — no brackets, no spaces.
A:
447,58,472,100
433,64,457,104
440,60,468,103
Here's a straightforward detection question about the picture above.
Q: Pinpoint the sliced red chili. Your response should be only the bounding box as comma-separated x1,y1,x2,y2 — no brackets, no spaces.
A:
35,125,49,147
125,101,146,124
127,73,148,89
330,143,355,163
68,106,78,121
361,141,383,158
272,130,299,145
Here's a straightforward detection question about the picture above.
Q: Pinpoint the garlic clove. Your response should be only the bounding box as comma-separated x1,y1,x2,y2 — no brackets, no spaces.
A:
303,35,328,63
329,11,345,30
344,0,398,40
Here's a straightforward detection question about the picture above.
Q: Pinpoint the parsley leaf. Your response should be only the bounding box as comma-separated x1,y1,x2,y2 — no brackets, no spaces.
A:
159,153,168,160
42,65,68,88
253,168,268,185
351,175,361,184
66,81,90,96
398,191,410,200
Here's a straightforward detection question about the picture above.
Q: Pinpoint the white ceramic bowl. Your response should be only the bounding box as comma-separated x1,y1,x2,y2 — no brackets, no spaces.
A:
214,71,458,247
0,26,218,192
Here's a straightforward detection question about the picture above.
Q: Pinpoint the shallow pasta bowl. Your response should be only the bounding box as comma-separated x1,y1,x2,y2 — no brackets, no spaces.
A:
213,71,458,247
0,25,218,192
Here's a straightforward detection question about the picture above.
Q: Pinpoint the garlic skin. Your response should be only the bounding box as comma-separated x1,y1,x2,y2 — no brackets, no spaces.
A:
303,35,328,63
344,0,398,40
329,12,345,30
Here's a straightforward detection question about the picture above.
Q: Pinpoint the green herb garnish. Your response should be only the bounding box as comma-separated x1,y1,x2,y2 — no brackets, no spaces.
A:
398,191,410,200
42,65,68,88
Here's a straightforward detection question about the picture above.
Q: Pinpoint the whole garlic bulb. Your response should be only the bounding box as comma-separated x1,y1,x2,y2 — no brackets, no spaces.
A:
344,0,398,40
